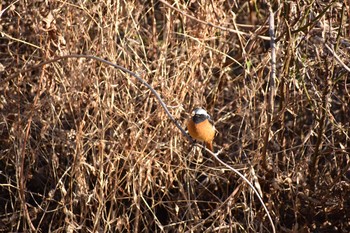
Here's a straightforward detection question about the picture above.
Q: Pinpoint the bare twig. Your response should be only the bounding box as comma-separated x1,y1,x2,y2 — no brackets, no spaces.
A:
190,146,276,233
159,0,270,41
1,54,192,143
262,4,276,171
17,64,46,231
325,43,350,72
0,31,42,49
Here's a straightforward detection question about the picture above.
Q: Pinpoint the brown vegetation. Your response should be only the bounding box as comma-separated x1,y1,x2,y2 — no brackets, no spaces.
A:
0,0,349,232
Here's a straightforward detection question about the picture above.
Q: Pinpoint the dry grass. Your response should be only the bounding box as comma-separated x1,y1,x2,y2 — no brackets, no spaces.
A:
0,0,349,232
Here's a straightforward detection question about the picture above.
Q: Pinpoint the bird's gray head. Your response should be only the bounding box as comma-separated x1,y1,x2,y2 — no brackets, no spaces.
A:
192,108,210,123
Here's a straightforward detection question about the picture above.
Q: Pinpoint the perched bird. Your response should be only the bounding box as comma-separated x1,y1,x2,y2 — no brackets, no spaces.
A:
187,108,215,152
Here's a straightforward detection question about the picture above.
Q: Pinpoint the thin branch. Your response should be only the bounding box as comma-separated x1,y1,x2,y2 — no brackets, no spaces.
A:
159,0,270,41
325,43,350,72
189,146,276,233
1,54,193,142
262,4,276,171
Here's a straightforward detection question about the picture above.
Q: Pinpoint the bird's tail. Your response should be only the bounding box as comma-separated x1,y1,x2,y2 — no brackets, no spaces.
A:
206,141,213,152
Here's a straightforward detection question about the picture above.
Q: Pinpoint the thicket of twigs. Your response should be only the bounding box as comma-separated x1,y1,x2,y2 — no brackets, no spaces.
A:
0,0,349,232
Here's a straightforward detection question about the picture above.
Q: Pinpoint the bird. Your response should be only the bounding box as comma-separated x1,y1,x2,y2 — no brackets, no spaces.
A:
187,108,216,152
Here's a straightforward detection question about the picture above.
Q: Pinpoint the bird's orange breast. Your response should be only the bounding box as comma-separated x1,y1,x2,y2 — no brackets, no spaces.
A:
187,119,215,143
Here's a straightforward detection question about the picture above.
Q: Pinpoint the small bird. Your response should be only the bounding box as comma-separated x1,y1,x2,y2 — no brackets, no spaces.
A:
187,108,216,152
